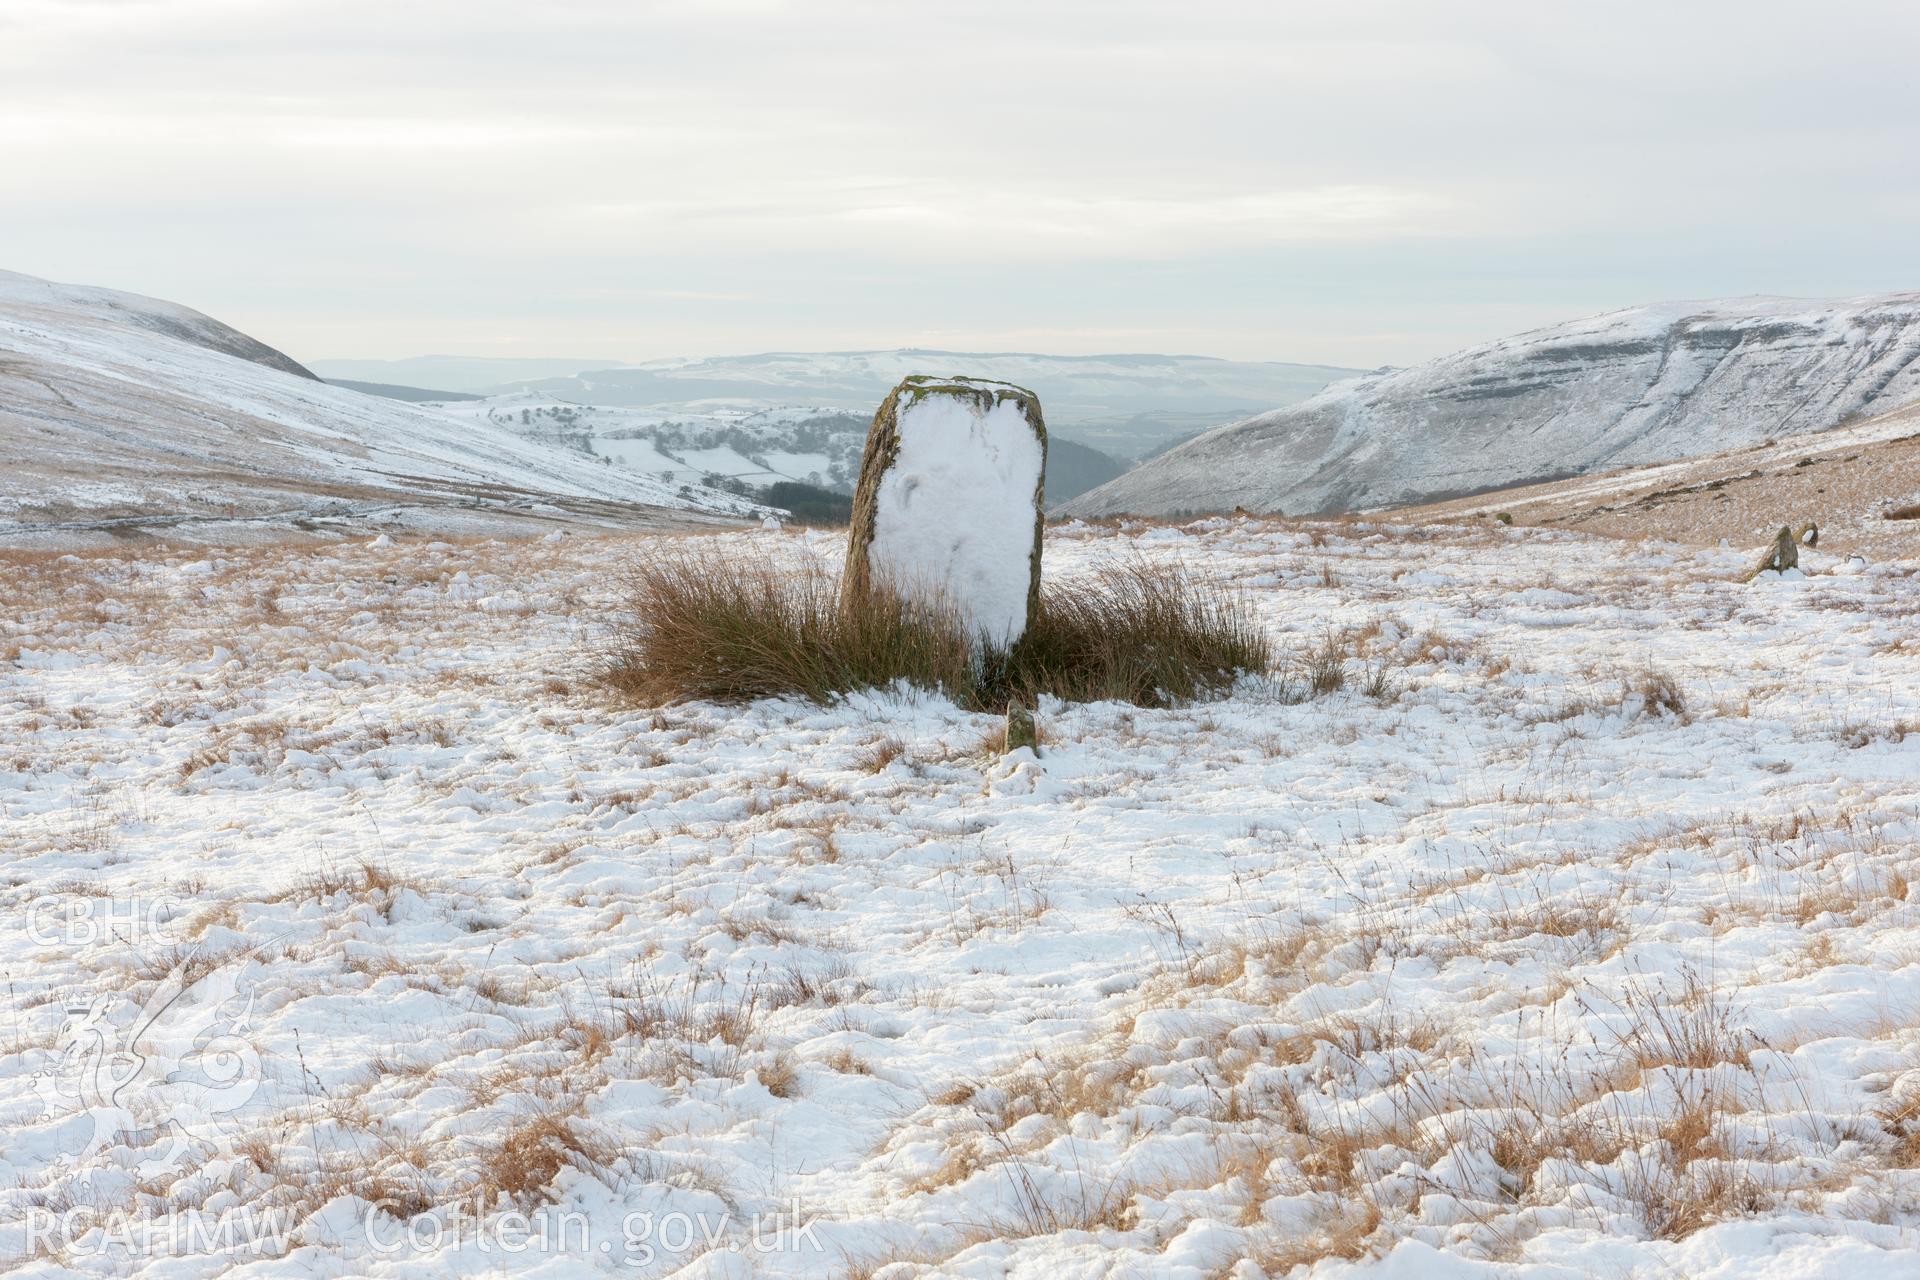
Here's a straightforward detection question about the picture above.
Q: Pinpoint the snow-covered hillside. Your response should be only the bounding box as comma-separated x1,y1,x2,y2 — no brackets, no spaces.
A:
430,395,870,493
0,271,763,546
431,394,1128,506
1404,397,1920,559
355,350,1361,460
1064,294,1920,517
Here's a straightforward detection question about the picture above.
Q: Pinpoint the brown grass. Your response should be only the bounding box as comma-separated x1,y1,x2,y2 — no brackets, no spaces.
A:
1879,1093,1920,1167
1602,967,1757,1071
1630,666,1688,719
1304,631,1348,696
596,548,1273,710
472,1109,621,1205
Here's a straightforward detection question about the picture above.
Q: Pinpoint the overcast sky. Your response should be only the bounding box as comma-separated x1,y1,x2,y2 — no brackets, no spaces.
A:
5,0,1919,367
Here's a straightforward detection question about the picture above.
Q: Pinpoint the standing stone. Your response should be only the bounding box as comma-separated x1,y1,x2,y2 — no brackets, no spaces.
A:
844,376,1047,648
1770,525,1799,571
1746,525,1800,580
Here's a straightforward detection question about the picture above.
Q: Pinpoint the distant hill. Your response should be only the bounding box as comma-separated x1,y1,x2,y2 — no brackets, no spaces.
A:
317,350,1361,460
1046,436,1127,504
1063,294,1920,518
307,355,631,392
0,271,764,545
1,272,322,381
426,393,1130,506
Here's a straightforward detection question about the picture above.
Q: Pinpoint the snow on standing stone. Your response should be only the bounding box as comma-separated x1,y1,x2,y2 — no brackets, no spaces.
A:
844,376,1047,648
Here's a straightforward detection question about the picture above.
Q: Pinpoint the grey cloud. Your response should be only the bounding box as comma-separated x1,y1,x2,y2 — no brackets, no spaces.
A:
3,0,1916,364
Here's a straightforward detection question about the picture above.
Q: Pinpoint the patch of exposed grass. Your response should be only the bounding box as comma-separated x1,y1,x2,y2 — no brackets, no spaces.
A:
1527,664,1689,725
472,1109,622,1206
597,548,1273,710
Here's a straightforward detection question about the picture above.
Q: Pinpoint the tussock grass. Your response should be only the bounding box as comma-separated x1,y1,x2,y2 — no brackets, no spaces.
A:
1630,666,1689,719
474,1109,622,1205
598,548,1273,710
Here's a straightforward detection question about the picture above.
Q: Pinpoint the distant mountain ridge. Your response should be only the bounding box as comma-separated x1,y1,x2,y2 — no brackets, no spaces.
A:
309,355,629,391
1062,294,1920,517
316,350,1363,459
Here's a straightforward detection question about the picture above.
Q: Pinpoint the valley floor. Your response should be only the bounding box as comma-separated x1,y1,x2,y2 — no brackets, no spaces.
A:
1,519,1917,1278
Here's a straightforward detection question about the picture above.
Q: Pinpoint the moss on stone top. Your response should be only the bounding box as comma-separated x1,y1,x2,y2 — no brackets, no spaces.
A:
895,375,1044,431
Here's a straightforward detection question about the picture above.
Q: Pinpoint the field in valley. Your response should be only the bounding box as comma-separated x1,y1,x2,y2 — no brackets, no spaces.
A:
2,518,1918,1277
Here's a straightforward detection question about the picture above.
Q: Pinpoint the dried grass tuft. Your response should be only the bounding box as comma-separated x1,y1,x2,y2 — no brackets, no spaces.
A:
596,548,1272,710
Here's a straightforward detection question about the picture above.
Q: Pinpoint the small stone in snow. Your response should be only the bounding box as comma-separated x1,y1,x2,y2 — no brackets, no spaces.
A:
1005,701,1039,754
1746,525,1799,581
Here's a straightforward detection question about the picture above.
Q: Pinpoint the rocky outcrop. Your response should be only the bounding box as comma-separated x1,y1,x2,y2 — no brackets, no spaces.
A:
1062,294,1920,518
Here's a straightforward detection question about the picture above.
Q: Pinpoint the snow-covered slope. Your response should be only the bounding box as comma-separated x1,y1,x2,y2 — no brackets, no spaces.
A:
0,271,760,544
474,350,1362,459
1403,396,1920,559
1063,294,1920,517
0,271,322,382
429,395,871,494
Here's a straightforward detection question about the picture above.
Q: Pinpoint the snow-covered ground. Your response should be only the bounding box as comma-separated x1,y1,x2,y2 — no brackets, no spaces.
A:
2,520,1917,1278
